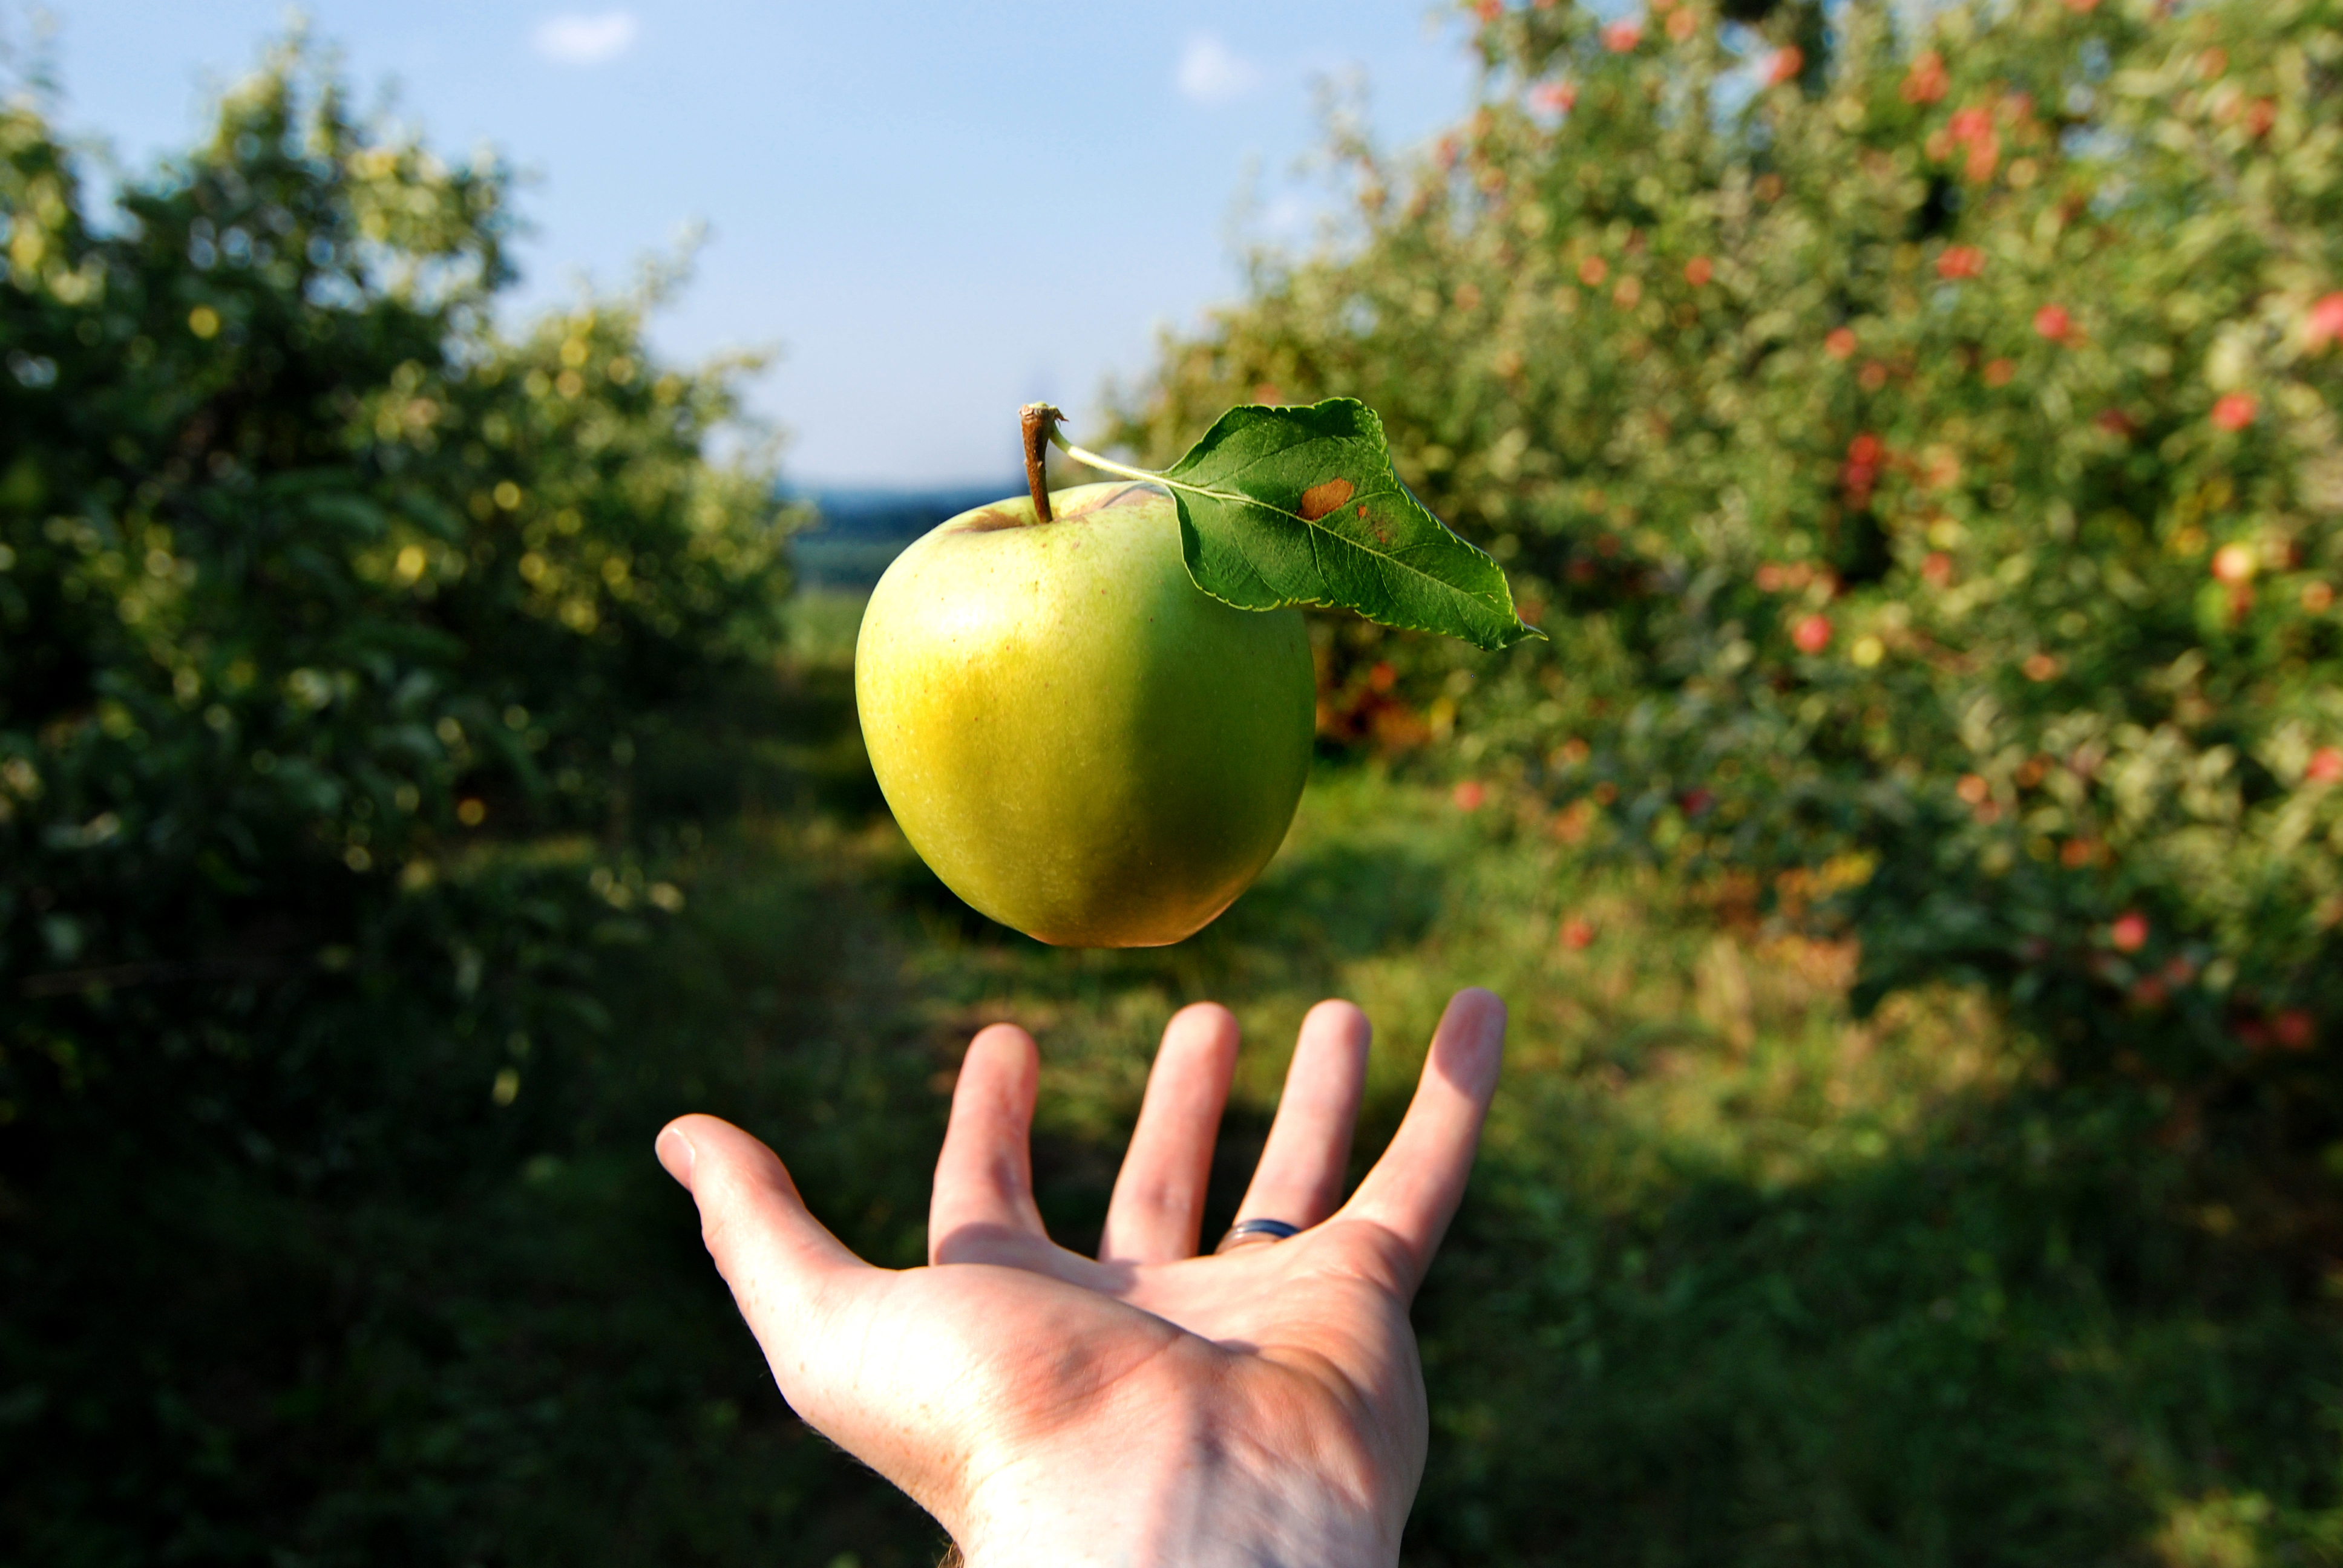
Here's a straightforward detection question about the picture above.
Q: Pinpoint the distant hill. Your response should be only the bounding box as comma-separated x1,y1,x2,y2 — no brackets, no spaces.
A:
786,482,1018,589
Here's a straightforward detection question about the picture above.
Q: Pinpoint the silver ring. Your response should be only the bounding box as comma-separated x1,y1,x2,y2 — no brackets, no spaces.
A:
1214,1217,1302,1253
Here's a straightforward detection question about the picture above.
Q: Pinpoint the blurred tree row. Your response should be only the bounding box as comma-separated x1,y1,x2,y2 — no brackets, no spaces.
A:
0,48,793,1189
1112,0,2343,1166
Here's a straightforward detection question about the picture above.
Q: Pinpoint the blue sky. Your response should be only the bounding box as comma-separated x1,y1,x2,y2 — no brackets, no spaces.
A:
26,2,1486,486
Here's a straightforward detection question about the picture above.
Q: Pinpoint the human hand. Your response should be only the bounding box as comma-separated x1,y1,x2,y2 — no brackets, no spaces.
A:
655,988,1506,1567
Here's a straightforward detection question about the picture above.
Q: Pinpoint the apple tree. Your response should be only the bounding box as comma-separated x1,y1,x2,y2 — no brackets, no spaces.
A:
1110,0,2343,1152
0,47,795,1178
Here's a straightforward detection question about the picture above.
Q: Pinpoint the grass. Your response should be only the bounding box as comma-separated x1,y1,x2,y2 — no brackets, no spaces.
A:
13,588,2341,1566
805,775,2338,1567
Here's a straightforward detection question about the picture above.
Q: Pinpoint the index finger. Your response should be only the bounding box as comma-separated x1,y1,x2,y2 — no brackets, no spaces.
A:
1335,988,1506,1296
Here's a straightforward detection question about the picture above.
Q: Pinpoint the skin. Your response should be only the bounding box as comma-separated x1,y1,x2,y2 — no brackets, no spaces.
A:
855,480,1315,948
657,986,1507,1567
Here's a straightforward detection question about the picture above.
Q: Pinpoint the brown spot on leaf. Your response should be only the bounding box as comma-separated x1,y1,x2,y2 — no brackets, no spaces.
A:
1299,478,1355,521
1356,503,1368,517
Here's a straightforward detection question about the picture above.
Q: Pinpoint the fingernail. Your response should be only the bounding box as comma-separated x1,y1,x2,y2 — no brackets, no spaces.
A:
656,1125,696,1187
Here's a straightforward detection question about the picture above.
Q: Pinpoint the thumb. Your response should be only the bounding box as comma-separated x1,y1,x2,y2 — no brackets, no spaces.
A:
657,1114,877,1403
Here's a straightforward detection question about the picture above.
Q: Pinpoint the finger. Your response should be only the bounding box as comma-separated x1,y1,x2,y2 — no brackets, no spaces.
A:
1229,999,1371,1234
1338,988,1506,1295
929,1023,1049,1263
656,1114,879,1402
1098,1002,1240,1263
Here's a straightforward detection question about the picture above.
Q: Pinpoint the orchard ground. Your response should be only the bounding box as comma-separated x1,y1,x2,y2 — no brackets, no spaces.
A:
27,582,2336,1568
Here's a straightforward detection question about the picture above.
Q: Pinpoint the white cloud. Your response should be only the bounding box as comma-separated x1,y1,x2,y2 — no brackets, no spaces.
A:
531,11,639,66
1175,34,1260,105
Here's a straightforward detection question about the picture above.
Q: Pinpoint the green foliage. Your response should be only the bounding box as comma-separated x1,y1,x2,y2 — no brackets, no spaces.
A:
0,41,815,1558
0,44,795,1175
11,19,2341,1566
1110,0,2343,1142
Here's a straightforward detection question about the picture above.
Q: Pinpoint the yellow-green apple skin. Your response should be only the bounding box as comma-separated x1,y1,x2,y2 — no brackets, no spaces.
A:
855,479,1314,947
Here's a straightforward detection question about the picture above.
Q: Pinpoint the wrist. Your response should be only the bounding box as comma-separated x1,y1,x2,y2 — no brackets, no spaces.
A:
958,1466,1388,1567
952,1380,1402,1568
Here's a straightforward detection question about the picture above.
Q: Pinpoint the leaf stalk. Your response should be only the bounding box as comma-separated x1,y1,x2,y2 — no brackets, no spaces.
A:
1031,410,1158,488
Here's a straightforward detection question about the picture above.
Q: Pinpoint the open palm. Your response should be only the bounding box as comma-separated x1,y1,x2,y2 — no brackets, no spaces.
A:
658,988,1506,1566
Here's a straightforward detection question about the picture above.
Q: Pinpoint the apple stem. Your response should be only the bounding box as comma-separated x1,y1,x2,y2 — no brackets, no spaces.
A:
1020,403,1063,523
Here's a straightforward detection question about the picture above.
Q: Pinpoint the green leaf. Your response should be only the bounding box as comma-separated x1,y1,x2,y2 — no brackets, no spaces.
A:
1154,399,1540,652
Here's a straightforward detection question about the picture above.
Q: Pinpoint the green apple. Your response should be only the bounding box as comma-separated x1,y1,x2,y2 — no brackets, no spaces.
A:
855,479,1313,947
